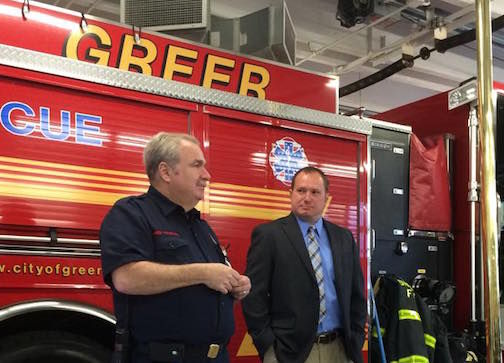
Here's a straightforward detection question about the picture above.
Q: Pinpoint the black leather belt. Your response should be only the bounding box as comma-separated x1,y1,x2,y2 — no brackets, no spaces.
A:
149,341,224,361
314,330,343,344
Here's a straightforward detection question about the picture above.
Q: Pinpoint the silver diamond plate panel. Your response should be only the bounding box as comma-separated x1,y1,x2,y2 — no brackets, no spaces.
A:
0,44,372,135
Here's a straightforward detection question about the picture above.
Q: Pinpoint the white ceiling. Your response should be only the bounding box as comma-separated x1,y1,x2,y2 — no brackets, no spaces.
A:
37,0,504,113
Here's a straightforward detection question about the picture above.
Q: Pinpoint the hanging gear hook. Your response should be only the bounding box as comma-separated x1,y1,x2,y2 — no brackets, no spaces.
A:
132,25,142,44
21,0,30,20
80,12,88,32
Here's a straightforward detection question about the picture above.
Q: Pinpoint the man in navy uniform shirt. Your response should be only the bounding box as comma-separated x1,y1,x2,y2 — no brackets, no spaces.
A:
100,132,250,363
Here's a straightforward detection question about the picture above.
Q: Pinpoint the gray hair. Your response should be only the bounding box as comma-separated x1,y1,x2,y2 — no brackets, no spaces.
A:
143,132,199,181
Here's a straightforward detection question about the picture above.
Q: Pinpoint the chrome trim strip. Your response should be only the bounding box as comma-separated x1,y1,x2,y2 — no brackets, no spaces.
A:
59,237,99,245
0,300,115,324
0,235,99,245
0,44,372,135
0,245,100,257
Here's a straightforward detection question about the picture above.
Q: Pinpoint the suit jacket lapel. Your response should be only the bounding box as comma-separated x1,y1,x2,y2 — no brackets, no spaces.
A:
325,221,345,297
282,213,317,283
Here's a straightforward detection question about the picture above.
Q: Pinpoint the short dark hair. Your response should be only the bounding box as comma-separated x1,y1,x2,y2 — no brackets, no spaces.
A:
291,166,329,192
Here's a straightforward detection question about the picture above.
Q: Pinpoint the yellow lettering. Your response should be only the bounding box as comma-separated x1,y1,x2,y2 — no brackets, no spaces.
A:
64,25,112,65
163,45,198,80
62,266,70,277
239,63,270,99
118,34,157,75
201,54,235,89
1,264,102,277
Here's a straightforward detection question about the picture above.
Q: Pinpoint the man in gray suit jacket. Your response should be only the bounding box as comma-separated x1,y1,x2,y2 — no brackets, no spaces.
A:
242,166,366,363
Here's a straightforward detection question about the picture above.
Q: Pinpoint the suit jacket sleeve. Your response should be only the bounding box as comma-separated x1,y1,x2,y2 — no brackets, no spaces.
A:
242,224,275,357
348,228,367,363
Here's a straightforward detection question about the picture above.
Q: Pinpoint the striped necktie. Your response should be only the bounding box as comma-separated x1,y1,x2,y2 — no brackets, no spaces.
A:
307,225,326,322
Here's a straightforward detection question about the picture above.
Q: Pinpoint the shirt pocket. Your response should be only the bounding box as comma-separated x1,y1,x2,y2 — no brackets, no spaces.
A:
153,236,191,264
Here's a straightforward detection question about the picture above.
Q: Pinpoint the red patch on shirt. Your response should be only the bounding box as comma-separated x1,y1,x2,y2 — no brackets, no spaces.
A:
152,230,180,237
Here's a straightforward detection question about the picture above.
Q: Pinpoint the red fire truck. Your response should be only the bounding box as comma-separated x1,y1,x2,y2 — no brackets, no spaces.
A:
0,1,370,362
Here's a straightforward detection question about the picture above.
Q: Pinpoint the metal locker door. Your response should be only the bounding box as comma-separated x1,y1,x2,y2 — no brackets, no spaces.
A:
371,125,410,241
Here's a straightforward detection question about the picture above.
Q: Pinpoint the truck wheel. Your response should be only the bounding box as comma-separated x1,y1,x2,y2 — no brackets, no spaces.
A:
0,331,111,363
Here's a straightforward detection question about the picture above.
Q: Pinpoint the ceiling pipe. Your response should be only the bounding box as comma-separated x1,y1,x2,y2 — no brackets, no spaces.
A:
339,53,419,97
339,14,504,97
436,14,504,52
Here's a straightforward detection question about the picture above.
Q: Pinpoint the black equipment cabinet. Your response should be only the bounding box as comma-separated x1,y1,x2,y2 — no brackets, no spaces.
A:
370,121,454,285
370,124,410,241
369,122,456,342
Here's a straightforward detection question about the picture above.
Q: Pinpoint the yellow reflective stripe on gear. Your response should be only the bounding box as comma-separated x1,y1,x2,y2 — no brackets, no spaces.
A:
424,333,436,349
391,355,430,363
397,279,413,289
371,327,385,338
398,309,421,321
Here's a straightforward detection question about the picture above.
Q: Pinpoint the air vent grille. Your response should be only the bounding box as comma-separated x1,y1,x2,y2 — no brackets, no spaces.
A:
121,0,208,30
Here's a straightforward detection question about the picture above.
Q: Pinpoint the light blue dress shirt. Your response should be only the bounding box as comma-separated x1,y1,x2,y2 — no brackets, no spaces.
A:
296,216,342,333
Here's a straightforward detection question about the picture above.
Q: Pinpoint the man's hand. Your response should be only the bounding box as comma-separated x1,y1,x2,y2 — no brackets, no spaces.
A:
203,263,241,294
112,261,247,295
231,275,251,300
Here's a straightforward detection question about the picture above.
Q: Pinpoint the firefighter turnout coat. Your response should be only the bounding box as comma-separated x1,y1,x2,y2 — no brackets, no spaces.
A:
371,275,451,363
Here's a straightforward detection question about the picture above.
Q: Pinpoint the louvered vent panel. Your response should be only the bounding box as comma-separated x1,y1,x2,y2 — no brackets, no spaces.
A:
121,0,207,30
283,5,296,65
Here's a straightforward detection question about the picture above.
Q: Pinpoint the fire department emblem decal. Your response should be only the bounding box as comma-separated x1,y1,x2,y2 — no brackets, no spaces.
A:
269,137,309,186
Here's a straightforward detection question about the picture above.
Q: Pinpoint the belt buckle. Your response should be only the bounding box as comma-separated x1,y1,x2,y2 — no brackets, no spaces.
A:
317,334,327,344
207,344,220,358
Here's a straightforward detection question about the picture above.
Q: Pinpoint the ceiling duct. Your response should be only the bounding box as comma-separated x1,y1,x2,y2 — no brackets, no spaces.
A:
210,2,296,65
120,0,209,31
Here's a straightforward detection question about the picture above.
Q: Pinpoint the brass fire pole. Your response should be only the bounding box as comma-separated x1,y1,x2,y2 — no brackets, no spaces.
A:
475,0,501,361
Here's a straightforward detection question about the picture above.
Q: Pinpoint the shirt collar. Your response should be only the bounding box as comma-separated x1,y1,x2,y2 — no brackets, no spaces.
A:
147,186,200,219
295,215,323,237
